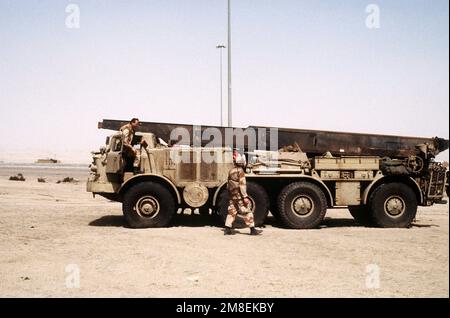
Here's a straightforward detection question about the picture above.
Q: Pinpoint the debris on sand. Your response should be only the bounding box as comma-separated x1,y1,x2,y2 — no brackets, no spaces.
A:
37,178,46,183
9,173,25,181
186,275,200,283
56,177,79,184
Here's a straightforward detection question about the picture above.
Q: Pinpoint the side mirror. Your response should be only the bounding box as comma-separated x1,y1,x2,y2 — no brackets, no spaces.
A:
105,136,110,146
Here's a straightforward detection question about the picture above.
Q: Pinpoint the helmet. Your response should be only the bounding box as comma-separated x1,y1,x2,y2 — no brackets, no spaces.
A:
233,150,246,167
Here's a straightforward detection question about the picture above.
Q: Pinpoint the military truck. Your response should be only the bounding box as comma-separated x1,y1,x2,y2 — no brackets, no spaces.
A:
87,120,449,229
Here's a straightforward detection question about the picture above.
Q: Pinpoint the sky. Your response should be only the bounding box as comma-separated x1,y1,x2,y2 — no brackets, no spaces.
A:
0,0,448,163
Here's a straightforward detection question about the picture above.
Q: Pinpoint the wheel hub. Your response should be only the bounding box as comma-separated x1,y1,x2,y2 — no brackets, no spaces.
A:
291,195,314,217
136,196,160,218
384,196,405,217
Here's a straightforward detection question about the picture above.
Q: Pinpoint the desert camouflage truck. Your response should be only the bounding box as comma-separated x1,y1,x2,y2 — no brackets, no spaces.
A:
87,120,449,229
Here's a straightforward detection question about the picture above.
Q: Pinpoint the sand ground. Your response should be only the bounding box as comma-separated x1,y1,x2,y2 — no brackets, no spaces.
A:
0,167,448,297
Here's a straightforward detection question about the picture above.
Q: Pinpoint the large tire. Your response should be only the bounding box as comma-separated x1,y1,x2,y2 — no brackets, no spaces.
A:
217,182,269,228
348,206,375,227
122,182,176,228
277,182,327,229
368,183,417,228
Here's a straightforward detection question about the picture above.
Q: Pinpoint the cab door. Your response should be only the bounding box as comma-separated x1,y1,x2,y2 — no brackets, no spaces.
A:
106,135,124,174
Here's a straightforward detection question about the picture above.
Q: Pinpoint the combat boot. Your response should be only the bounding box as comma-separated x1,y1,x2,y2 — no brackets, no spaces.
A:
250,227,262,236
224,227,234,235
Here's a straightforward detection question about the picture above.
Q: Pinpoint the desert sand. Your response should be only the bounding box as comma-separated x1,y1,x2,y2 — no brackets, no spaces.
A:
0,165,448,297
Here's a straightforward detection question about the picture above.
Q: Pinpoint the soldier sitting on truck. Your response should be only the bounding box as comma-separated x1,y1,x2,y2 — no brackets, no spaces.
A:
224,150,263,236
120,118,142,174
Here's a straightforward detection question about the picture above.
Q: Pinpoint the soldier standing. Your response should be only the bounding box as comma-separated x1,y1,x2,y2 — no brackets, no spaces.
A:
120,118,141,173
224,150,262,236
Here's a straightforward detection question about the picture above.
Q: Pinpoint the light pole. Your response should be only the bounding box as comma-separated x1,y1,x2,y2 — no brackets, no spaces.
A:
227,0,232,127
216,45,226,126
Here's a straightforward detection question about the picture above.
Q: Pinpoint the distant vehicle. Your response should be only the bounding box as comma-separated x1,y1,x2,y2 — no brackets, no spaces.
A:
36,158,60,164
87,119,449,229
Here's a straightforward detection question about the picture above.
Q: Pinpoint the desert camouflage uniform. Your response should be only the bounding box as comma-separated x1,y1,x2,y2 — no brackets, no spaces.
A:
225,166,255,228
120,123,140,168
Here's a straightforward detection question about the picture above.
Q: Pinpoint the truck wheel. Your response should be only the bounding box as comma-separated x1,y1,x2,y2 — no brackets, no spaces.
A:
217,182,269,228
369,183,417,228
348,206,375,227
122,182,176,228
277,182,327,229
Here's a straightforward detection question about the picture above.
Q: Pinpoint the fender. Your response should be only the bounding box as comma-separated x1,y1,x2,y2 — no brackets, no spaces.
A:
212,174,334,207
212,181,228,206
362,174,424,205
279,174,334,207
119,174,182,204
